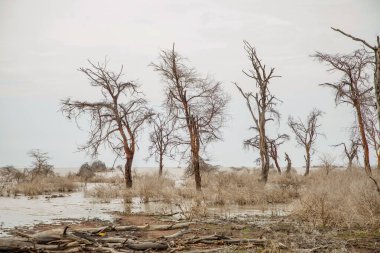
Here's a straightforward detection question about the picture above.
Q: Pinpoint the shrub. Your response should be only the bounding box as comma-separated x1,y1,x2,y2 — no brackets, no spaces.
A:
294,168,380,228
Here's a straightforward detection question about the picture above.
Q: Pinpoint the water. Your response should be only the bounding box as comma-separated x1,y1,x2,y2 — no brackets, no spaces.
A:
0,191,125,235
0,167,297,236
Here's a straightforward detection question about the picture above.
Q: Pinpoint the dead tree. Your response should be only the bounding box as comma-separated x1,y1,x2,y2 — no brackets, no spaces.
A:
331,28,380,131
244,134,289,174
268,134,289,174
333,140,360,170
61,60,153,188
28,149,54,181
146,113,176,177
235,41,281,183
313,50,375,177
151,45,229,190
288,109,324,176
284,152,292,174
364,105,380,169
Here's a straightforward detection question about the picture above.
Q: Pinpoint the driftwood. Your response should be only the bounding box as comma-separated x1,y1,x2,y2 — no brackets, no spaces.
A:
125,239,168,250
3,222,266,252
0,238,34,252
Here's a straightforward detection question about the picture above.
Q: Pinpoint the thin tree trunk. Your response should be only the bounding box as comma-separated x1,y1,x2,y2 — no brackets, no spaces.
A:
159,154,163,177
355,103,372,175
377,153,380,170
347,158,353,170
304,151,311,176
374,43,380,131
260,121,270,183
285,153,292,174
125,156,133,188
274,158,281,174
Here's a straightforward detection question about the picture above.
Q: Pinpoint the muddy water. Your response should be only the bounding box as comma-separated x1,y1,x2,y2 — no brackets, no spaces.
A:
0,167,295,236
0,191,291,237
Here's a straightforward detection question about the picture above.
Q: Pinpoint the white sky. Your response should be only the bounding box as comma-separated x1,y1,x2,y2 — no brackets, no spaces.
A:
0,0,379,169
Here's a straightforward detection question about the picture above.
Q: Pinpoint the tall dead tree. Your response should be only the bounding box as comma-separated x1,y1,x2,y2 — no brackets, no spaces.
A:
313,50,374,175
146,113,177,177
151,45,229,190
331,28,380,131
288,109,324,176
235,40,281,183
364,106,380,169
61,60,152,188
333,140,360,170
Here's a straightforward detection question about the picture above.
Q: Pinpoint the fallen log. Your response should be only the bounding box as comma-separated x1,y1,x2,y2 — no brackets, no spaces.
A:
150,222,193,231
114,224,149,231
0,238,34,252
125,239,168,251
163,229,192,239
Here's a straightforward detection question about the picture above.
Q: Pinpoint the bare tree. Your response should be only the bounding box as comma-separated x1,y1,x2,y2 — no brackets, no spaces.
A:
364,105,380,169
333,140,360,170
146,113,177,177
61,60,153,188
151,45,229,190
235,41,281,183
313,50,374,176
244,134,289,174
331,28,380,131
319,153,336,175
268,134,290,174
288,109,324,176
28,149,54,181
284,152,292,174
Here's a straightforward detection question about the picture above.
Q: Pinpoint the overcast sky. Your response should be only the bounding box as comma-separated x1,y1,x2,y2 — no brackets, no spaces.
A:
0,0,379,170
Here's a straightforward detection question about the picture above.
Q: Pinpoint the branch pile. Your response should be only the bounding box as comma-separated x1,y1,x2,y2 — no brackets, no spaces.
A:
0,222,266,252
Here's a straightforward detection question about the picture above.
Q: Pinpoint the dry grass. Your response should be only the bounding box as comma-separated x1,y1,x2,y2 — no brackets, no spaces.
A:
10,176,78,196
294,168,380,228
178,169,302,206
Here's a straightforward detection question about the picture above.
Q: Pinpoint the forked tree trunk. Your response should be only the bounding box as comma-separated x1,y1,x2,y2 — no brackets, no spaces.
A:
304,151,311,176
125,156,134,188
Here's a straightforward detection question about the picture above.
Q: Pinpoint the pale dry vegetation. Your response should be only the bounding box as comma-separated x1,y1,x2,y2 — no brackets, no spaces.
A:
0,167,78,197
295,168,380,228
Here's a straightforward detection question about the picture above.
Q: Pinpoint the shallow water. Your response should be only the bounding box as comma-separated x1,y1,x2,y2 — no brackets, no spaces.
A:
0,191,125,235
0,167,297,236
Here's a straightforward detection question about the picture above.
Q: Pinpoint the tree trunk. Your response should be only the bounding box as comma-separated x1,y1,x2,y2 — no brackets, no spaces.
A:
377,153,380,170
159,154,163,177
347,158,353,170
355,103,372,175
374,43,380,131
125,156,133,188
285,153,292,174
304,151,310,176
259,124,270,183
192,153,201,191
273,158,281,174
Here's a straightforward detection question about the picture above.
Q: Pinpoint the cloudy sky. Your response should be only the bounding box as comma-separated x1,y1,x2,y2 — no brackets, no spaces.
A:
0,0,379,170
